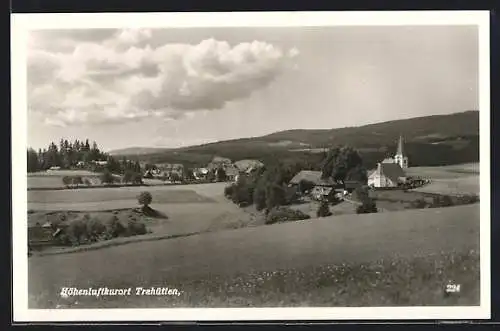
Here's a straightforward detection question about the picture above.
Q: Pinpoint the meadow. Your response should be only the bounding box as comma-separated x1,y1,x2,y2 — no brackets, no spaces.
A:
28,182,258,247
26,163,482,308
407,163,479,196
28,204,480,308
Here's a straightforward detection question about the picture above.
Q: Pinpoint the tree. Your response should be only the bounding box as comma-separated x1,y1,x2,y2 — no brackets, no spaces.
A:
253,185,267,211
207,169,216,182
185,169,195,181
321,146,365,183
346,165,368,184
353,186,378,214
138,191,152,209
265,183,286,210
317,201,332,217
27,148,39,172
62,176,72,188
123,170,134,184
216,167,227,182
72,176,83,187
132,172,143,185
100,170,115,185
298,179,315,194
356,200,378,214
170,172,181,183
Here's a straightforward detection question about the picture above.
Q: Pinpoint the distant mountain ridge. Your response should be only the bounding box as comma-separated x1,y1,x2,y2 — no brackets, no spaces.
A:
112,110,479,168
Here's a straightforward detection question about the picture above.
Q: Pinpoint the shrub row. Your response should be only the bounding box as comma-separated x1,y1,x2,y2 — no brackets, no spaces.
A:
409,194,479,209
53,215,148,247
265,207,311,225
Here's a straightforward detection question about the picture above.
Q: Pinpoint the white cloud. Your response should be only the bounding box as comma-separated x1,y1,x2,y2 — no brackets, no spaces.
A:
28,30,298,127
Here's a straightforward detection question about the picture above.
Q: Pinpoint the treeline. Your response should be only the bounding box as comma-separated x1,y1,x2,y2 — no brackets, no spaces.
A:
27,138,143,175
27,139,107,172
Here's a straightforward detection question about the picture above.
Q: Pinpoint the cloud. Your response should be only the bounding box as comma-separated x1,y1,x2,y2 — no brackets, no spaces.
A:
28,30,298,127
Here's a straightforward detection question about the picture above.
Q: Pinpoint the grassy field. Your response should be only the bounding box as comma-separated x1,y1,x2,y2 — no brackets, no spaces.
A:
407,163,479,196
28,204,479,308
28,186,215,205
28,183,258,245
28,170,102,189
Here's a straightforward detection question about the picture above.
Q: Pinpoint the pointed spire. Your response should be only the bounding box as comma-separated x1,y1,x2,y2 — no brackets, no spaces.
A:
396,135,404,155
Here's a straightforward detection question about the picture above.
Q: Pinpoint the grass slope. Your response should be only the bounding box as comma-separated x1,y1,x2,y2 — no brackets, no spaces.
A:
29,204,479,308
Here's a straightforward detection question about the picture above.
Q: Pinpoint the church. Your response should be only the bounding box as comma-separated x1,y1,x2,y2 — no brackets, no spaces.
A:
367,136,409,188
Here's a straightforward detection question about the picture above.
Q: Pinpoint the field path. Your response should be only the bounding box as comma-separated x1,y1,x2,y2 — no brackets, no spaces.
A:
29,204,479,300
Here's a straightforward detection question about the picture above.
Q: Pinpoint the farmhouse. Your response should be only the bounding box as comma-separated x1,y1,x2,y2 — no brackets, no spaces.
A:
289,170,346,200
234,159,264,173
223,165,240,182
207,156,232,170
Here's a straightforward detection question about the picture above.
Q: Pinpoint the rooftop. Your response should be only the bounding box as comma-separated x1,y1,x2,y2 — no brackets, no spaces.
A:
289,170,338,186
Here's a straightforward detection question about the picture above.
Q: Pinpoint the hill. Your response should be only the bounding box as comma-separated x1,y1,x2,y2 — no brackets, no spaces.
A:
116,111,479,169
109,147,171,156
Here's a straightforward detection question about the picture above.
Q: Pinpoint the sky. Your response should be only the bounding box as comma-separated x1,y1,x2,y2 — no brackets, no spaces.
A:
27,25,479,152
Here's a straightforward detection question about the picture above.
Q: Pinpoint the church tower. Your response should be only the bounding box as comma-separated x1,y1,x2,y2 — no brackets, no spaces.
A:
394,135,409,169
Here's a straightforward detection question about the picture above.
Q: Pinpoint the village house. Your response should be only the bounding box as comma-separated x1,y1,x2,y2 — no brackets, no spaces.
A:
234,159,264,173
367,135,409,188
289,170,346,201
207,156,232,171
223,165,240,182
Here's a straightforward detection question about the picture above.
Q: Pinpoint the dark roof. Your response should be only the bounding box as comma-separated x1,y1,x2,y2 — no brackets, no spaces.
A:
344,180,362,189
370,163,406,183
289,170,338,186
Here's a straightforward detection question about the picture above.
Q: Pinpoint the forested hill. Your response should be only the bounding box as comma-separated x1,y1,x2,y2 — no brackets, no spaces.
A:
112,110,480,169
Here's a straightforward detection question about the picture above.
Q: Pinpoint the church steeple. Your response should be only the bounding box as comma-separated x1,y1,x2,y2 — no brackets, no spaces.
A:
396,135,404,156
394,135,409,169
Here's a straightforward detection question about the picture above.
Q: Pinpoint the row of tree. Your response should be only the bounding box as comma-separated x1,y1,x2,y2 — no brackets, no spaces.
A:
27,138,146,177
27,138,107,172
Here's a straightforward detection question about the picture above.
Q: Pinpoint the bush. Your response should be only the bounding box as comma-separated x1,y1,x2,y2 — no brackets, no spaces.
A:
266,207,311,225
265,184,286,210
138,191,153,208
83,178,92,186
86,217,107,242
352,186,370,203
316,201,332,217
72,176,83,187
411,198,428,209
62,176,72,187
105,216,126,239
126,219,147,236
253,186,267,211
231,183,254,206
224,185,234,198
431,195,454,208
65,219,88,245
456,195,479,205
356,200,378,214
100,170,115,184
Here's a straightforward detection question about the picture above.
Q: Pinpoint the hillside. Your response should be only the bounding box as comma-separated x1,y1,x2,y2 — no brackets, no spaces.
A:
109,147,171,156
116,111,479,168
